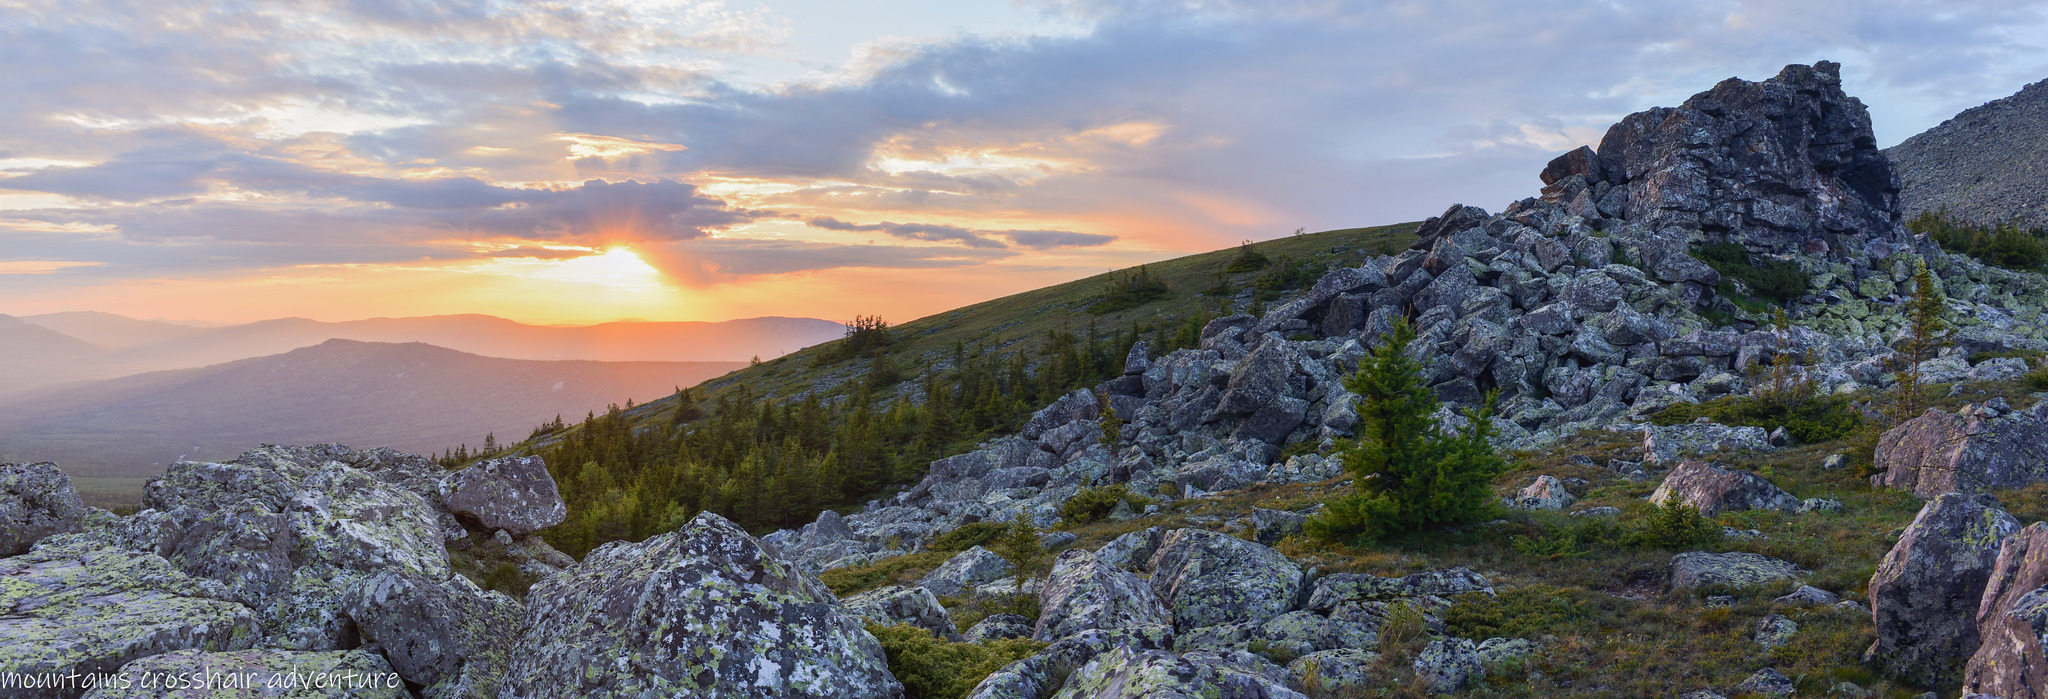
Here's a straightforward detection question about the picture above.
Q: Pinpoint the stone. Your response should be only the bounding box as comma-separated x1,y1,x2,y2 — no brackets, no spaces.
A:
965,614,1035,643
1052,646,1303,699
1868,493,2020,686
0,540,260,698
1876,403,2048,498
845,585,961,642
439,456,566,537
1541,145,1602,185
502,512,902,698
1288,648,1381,695
1822,454,1849,471
1506,474,1576,511
340,568,522,698
1755,614,1798,647
1035,548,1174,644
1773,585,1842,608
0,462,86,556
1147,529,1304,632
1254,611,1378,659
1669,551,1806,591
1249,507,1306,546
1571,506,1623,518
1649,460,1800,516
1306,567,1494,615
1095,527,1164,573
919,546,1015,597
1735,668,1797,697
1413,638,1484,693
1476,637,1537,673
83,649,405,699
161,499,294,608
1963,522,2048,698
1643,423,1773,467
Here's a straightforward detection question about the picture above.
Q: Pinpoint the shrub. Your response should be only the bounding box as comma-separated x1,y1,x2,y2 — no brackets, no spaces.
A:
2027,365,2048,392
928,521,1006,553
1510,517,1620,559
1059,484,1151,526
1252,254,1320,293
1443,586,1608,639
868,623,1047,699
992,515,1045,591
1223,240,1271,273
818,549,953,596
1695,241,1810,303
1909,210,2048,270
1622,500,1721,550
1088,265,1170,314
1649,392,1861,444
1306,318,1508,543
481,562,528,596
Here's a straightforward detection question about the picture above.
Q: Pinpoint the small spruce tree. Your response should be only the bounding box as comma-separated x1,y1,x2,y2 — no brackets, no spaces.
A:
993,514,1044,594
1098,389,1122,449
1306,317,1508,543
1892,259,1948,420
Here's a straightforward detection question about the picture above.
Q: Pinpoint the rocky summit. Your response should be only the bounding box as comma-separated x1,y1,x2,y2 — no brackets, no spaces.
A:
1887,77,2048,230
8,61,2048,698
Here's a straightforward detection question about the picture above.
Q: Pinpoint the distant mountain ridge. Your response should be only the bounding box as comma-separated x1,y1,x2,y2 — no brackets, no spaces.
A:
1,312,843,395
0,339,746,479
1886,77,2048,229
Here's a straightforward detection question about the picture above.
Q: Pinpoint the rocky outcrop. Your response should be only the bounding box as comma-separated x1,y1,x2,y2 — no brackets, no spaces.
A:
1868,493,2020,685
844,585,961,642
1413,638,1485,693
1506,475,1575,510
1876,402,2048,498
504,511,900,698
340,569,523,698
1642,424,1773,467
1964,522,2048,698
0,462,86,556
1669,552,1806,591
919,546,1015,597
83,649,406,699
1649,460,1800,516
438,455,567,537
0,540,260,699
1147,528,1304,633
1051,647,1303,699
1887,78,2048,230
1034,549,1173,645
966,614,1035,643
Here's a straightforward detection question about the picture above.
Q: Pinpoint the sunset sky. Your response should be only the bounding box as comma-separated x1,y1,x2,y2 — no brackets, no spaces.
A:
3,1,2046,326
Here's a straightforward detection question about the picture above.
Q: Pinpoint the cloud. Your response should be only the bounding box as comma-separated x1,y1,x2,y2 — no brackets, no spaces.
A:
635,237,1016,285
485,246,596,260
804,216,1005,248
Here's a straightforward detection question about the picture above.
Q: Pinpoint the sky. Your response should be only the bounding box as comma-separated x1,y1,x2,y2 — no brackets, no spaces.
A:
2,1,2046,326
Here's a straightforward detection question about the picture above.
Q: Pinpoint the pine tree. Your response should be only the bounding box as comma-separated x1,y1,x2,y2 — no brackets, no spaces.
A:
1892,260,1948,420
1097,389,1122,449
993,514,1044,593
1307,317,1508,542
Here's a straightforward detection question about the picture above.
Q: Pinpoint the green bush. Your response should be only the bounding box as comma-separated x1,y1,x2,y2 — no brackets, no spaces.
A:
1088,265,1170,315
1510,517,1620,559
1910,210,2048,270
1622,500,1721,550
868,623,1047,699
1650,393,1861,444
1223,241,1271,273
1696,242,1810,303
1058,484,1151,526
1443,586,1608,639
1306,318,1508,543
2026,365,2048,392
928,521,1006,553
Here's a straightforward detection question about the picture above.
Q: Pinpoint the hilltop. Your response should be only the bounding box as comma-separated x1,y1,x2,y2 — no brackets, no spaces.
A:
1887,78,2048,229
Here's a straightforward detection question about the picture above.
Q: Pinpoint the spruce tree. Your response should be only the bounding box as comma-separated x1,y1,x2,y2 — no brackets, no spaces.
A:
1892,260,1948,420
993,514,1044,593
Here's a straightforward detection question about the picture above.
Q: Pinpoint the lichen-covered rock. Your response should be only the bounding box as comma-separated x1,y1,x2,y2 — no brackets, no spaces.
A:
1288,648,1382,695
1051,647,1304,699
1773,585,1841,608
968,629,1120,699
0,462,86,556
1669,552,1806,591
1755,614,1798,648
437,456,566,537
1877,403,2048,498
81,649,406,699
1735,668,1796,696
1643,423,1773,467
1476,637,1537,674
1148,529,1303,632
1254,611,1378,659
1305,567,1494,615
340,568,522,699
1649,460,1800,516
1094,527,1163,573
845,585,961,642
503,511,901,698
1868,493,2019,685
0,540,259,699
1035,548,1174,644
921,546,1016,597
1964,522,2048,698
1250,507,1307,545
162,499,293,608
966,614,1035,643
1506,475,1575,511
1413,638,1484,693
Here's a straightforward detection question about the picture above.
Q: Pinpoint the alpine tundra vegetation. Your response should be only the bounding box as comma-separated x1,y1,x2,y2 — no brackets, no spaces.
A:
12,61,2048,699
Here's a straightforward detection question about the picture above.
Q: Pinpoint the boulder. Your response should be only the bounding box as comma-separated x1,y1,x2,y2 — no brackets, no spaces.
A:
503,512,902,698
1876,403,2048,498
845,585,961,642
1250,507,1307,545
966,614,1035,642
967,629,1121,699
1669,552,1806,591
1413,638,1484,693
1506,475,1575,511
1755,614,1798,648
1148,529,1304,632
1095,526,1164,573
1773,585,1842,608
1643,423,1773,467
1649,460,1800,516
340,568,523,698
1035,548,1174,644
1052,647,1303,699
0,540,260,699
82,649,405,699
438,456,567,537
1964,522,2048,698
0,462,86,556
1306,567,1494,616
1255,611,1378,659
1287,648,1382,695
920,546,1015,597
1735,668,1796,697
1868,493,2019,686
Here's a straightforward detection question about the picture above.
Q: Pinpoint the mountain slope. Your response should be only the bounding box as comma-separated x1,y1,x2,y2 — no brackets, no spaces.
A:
1887,77,2048,229
0,339,745,480
0,314,107,390
19,311,210,350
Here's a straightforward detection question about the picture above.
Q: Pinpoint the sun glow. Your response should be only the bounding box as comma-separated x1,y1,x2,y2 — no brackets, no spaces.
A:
523,247,669,291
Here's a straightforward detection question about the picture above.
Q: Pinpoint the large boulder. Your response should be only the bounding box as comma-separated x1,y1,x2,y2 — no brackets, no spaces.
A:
1876,403,2048,498
438,456,567,537
1506,475,1575,511
82,649,406,699
1035,549,1174,645
0,462,86,556
1964,522,2048,698
0,540,260,699
1643,423,1772,467
503,512,901,698
1868,493,2020,685
1305,567,1494,616
1669,552,1806,591
844,585,961,642
968,629,1121,699
919,545,1015,597
1649,460,1800,516
1148,529,1304,632
1050,646,1304,699
340,568,523,698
